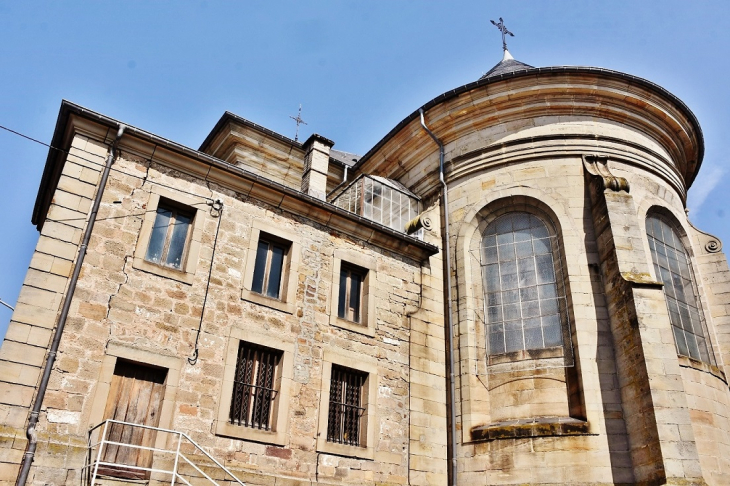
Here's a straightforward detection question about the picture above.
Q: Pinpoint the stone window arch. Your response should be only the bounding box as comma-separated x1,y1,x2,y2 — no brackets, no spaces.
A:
482,212,568,360
645,212,714,364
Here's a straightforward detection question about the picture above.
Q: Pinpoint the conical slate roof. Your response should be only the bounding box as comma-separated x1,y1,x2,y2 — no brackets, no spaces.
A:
480,49,534,80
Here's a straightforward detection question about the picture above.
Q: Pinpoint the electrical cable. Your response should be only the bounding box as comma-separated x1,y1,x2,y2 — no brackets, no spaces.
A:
188,199,224,366
45,201,211,224
1,123,234,365
0,123,216,206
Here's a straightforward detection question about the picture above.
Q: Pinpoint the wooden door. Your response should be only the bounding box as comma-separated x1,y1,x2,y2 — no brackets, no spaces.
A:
98,360,167,480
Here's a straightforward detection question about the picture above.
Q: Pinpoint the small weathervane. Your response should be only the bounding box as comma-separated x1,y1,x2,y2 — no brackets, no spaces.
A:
490,17,514,52
289,104,307,142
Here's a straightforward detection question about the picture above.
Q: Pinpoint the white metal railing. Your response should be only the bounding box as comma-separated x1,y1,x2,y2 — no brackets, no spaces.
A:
83,420,245,486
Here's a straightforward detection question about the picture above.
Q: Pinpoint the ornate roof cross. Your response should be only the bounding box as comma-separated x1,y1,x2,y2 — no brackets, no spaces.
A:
289,104,307,142
490,17,514,52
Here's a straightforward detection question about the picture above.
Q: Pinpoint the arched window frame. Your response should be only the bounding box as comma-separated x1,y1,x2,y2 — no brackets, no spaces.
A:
645,211,715,365
479,210,573,366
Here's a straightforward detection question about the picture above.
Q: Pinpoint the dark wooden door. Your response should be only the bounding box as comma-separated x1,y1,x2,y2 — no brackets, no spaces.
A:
98,360,167,480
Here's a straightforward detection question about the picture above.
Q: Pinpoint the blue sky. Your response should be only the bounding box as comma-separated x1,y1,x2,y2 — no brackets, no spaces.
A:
1,1,729,339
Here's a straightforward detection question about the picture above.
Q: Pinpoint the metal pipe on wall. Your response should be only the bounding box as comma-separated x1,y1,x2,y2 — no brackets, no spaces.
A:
16,124,126,486
419,109,457,486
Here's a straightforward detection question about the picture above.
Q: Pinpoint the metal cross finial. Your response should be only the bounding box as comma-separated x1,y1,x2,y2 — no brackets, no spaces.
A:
490,17,514,52
289,104,307,142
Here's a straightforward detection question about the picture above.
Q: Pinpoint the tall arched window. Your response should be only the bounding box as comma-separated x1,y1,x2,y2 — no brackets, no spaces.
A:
482,212,566,356
646,214,712,363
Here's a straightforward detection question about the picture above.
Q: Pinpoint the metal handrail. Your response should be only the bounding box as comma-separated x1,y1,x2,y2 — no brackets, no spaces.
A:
83,419,245,486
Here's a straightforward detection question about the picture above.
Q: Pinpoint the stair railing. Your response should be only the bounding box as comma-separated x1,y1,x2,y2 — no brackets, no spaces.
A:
83,419,245,486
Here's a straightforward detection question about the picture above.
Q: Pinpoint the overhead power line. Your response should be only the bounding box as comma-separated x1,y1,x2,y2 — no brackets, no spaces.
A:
0,298,14,311
0,123,216,205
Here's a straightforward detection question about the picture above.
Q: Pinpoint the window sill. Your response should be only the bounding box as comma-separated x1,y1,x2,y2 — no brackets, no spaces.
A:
214,420,287,446
331,316,376,337
132,257,194,285
471,417,591,442
241,289,295,314
677,356,727,383
488,345,564,366
316,439,374,460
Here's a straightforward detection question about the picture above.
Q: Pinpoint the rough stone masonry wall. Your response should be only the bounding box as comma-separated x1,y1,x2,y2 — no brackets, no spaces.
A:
2,134,434,486
0,134,108,486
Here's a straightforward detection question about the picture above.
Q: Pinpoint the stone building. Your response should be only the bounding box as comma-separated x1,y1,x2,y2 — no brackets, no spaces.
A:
1,48,730,486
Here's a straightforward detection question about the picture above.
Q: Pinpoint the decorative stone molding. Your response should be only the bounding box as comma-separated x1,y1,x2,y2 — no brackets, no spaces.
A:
705,239,722,253
621,271,663,288
405,212,435,234
686,214,724,254
582,154,630,192
471,417,591,442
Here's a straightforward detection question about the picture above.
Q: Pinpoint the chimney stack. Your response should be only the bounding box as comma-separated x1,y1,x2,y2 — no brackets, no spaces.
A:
301,134,334,200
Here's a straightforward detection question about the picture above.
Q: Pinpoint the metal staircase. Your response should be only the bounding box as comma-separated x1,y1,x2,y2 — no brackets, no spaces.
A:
83,420,245,486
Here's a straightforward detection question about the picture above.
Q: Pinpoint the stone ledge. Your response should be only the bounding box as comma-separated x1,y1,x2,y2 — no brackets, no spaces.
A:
470,416,590,442
678,355,727,384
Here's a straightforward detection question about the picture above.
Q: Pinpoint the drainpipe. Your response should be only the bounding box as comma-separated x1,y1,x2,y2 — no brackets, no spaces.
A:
16,124,126,486
326,164,349,199
419,109,457,486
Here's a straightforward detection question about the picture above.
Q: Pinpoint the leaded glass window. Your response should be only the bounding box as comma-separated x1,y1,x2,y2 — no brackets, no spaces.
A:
482,212,565,355
646,214,711,363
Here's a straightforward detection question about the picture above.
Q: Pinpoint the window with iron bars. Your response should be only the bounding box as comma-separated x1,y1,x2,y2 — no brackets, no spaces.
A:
229,342,281,430
327,365,367,446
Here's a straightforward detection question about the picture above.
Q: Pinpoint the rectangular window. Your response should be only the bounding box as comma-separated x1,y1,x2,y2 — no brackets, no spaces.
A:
144,202,193,270
327,365,366,446
229,342,282,430
338,264,366,322
251,238,289,299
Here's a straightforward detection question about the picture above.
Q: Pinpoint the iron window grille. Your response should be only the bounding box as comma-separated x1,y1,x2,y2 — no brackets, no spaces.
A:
251,237,289,299
229,342,281,430
646,214,715,364
144,202,193,270
327,365,366,447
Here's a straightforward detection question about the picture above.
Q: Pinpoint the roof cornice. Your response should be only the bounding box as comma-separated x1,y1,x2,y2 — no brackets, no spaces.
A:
351,66,705,188
199,111,302,153
33,101,438,261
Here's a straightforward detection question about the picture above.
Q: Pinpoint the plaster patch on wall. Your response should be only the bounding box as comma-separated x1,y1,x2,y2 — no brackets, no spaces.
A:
47,409,80,424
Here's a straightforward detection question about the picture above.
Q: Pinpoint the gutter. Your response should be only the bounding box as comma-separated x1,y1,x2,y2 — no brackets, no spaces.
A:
419,109,458,486
32,101,438,261
17,124,126,486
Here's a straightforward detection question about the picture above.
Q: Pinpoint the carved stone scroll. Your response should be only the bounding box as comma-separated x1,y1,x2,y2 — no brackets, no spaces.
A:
582,154,630,192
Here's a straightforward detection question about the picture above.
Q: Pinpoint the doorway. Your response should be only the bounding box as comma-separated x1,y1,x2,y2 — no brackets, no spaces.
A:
98,360,167,479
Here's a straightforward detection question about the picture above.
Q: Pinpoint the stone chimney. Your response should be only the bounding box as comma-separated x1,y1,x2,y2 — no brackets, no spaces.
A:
301,134,334,200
